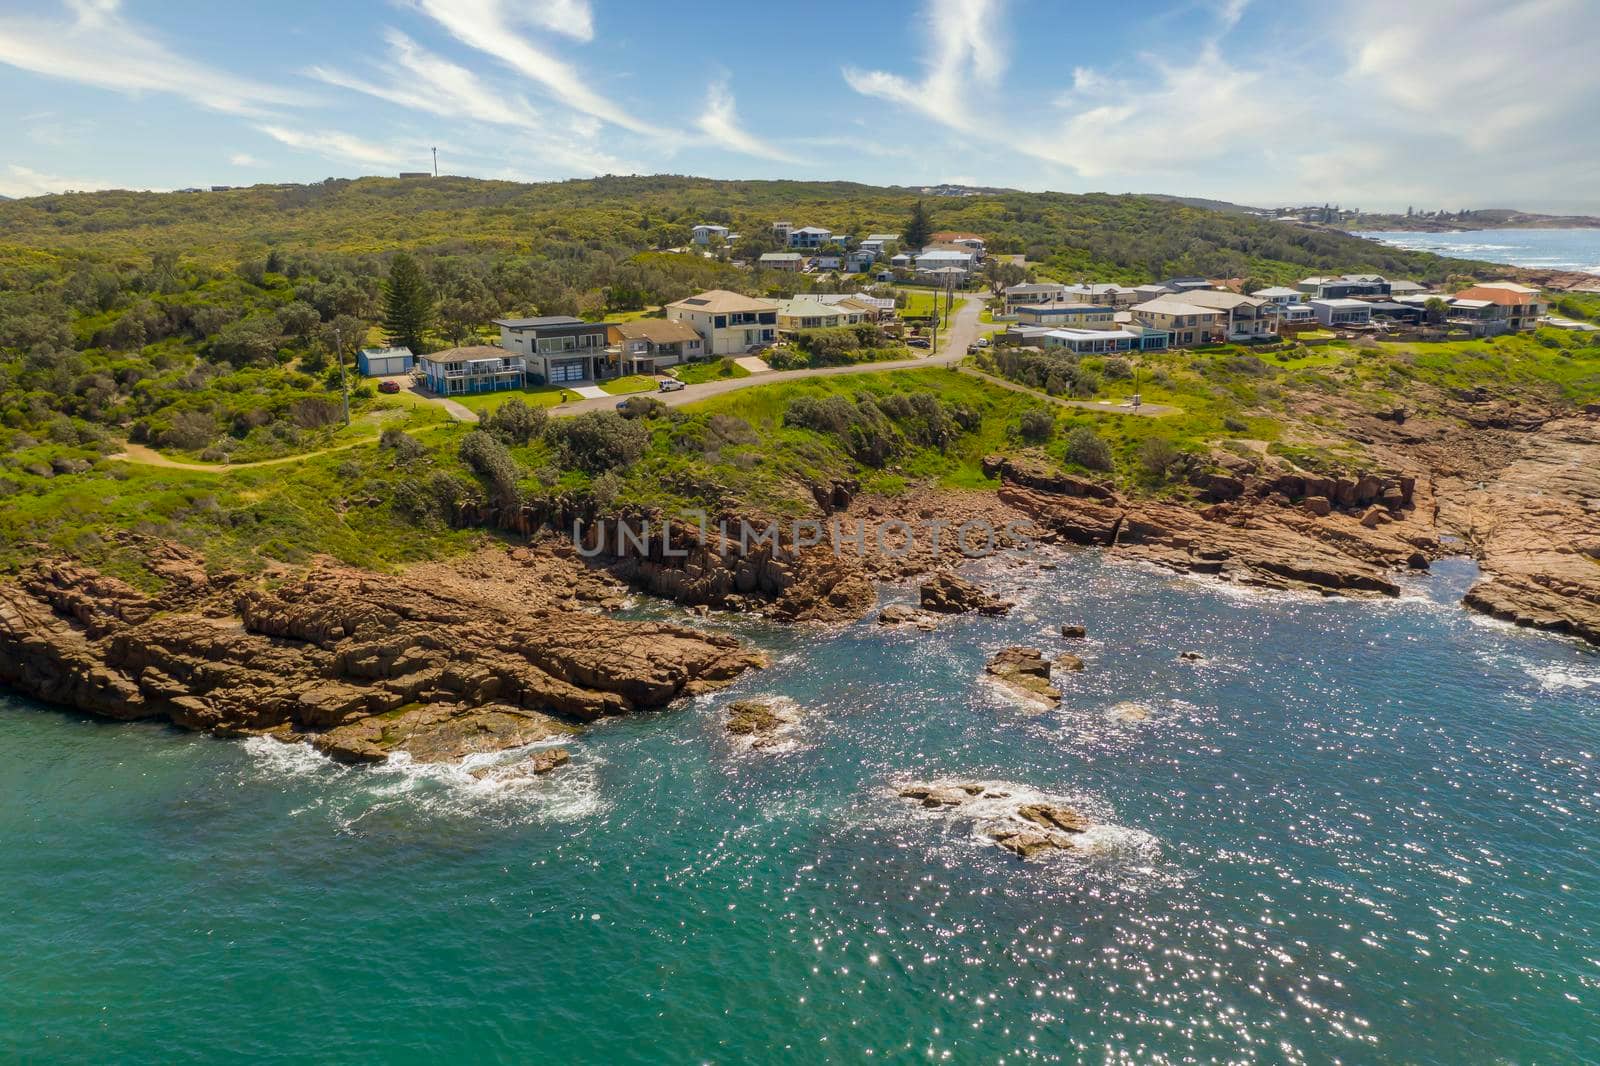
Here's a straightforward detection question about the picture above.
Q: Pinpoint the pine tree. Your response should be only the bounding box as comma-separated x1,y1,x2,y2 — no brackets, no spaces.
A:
904,199,932,250
382,253,434,353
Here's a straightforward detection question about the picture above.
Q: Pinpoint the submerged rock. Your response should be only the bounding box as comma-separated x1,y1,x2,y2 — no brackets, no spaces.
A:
725,700,784,737
988,826,1077,859
1054,652,1086,672
878,604,939,631
1178,650,1205,662
1060,623,1087,639
1107,701,1153,723
470,746,571,780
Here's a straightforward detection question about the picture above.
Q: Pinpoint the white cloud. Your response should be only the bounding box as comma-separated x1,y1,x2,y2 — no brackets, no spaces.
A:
410,0,660,134
0,0,306,116
256,125,415,171
309,29,632,175
0,163,127,199
694,77,800,163
229,152,262,167
842,0,1004,133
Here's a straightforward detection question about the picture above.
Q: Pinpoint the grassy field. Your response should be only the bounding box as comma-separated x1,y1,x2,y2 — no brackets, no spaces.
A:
897,290,968,325
450,385,569,414
674,358,752,385
600,375,659,396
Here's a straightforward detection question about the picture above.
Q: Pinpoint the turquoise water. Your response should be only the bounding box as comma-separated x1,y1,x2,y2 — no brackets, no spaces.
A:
4,553,1599,1063
1363,228,1600,273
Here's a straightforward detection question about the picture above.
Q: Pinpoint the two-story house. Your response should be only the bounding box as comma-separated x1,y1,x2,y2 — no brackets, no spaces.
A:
1309,299,1373,327
417,345,527,395
1002,282,1070,315
1176,290,1278,340
1014,303,1118,329
1129,298,1227,347
494,315,612,384
1298,274,1391,299
788,226,834,249
1455,284,1546,331
606,319,704,375
665,290,779,355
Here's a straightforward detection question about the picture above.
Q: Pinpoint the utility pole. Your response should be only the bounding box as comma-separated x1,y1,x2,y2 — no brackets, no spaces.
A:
334,326,351,425
432,147,438,177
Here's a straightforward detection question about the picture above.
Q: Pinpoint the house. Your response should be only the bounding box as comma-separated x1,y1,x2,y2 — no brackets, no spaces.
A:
1014,303,1118,329
1365,301,1425,325
1309,298,1373,327
1298,274,1391,299
889,252,913,268
772,221,793,244
813,252,844,271
1062,283,1141,309
1456,284,1547,330
859,233,899,254
1159,275,1215,293
494,316,613,384
1386,279,1428,295
759,252,805,273
1171,291,1278,340
605,319,704,375
1129,298,1227,347
665,290,779,355
932,232,986,259
356,346,413,376
418,345,526,395
1132,283,1174,301
1040,326,1169,355
1002,282,1070,314
788,226,834,249
1250,286,1304,306
691,223,730,246
846,249,877,273
777,298,866,333
914,247,977,281
813,292,894,319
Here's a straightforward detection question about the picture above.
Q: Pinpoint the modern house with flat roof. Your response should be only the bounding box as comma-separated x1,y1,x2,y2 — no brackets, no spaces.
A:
356,346,413,376
1002,282,1070,314
665,290,779,355
1309,298,1373,327
1062,283,1140,309
418,345,527,395
1039,326,1169,354
1299,274,1391,299
691,223,730,245
605,319,704,375
494,316,613,384
776,298,866,333
859,233,899,253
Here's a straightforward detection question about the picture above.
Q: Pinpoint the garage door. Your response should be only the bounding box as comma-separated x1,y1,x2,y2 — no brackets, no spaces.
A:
548,359,588,383
369,355,404,375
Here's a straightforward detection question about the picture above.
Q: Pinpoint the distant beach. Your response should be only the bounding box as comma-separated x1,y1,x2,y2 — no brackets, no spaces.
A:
1362,228,1600,273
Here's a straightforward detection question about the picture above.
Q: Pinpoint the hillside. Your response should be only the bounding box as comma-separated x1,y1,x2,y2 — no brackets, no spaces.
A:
0,174,1492,285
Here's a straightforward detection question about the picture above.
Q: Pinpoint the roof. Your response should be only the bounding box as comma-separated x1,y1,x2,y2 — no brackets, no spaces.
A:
1174,290,1266,311
1476,281,1541,294
1044,327,1143,341
864,233,900,241
1310,298,1371,309
1131,298,1224,316
916,248,974,261
933,231,985,242
1017,303,1115,314
1005,282,1067,295
1454,285,1537,305
759,252,804,261
1250,286,1301,298
778,298,850,319
792,226,832,235
610,319,703,344
692,222,729,230
921,243,976,256
358,346,412,357
418,345,513,364
493,315,588,329
1450,298,1494,310
666,289,779,314
1386,279,1428,293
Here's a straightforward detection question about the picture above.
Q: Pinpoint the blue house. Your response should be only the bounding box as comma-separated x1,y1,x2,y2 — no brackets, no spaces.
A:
356,346,413,376
417,345,526,395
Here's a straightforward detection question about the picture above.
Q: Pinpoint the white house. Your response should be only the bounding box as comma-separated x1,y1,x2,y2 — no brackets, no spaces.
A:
788,226,834,249
1002,282,1069,314
691,224,730,246
914,247,976,282
859,233,899,254
665,290,780,355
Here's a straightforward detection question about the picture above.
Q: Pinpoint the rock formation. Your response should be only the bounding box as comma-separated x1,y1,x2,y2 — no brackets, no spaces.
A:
920,572,1013,616
0,542,764,763
984,647,1062,705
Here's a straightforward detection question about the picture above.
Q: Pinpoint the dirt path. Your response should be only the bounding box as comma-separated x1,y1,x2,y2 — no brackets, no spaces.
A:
108,440,372,472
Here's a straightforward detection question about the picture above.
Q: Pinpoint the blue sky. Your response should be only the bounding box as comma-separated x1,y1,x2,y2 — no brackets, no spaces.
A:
3,0,1598,212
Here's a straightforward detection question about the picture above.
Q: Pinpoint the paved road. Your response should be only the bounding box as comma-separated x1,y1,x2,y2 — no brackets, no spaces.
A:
547,297,989,417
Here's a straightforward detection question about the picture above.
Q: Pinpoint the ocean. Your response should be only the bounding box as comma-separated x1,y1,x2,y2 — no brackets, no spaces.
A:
1362,228,1600,273
3,552,1598,1063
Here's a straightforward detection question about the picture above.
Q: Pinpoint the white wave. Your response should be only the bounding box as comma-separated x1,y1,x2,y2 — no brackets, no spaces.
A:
1522,662,1600,693
241,734,342,779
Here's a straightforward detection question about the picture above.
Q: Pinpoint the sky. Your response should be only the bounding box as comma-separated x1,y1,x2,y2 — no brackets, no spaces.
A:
2,0,1598,212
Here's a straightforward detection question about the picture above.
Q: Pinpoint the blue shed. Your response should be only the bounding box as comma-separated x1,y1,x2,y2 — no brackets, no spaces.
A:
356,346,414,376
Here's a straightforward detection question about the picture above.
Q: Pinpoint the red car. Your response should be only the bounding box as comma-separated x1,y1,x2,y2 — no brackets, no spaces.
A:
378,380,402,394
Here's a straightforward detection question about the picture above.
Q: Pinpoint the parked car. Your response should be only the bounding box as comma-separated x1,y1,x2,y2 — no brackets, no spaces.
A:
658,378,686,392
377,380,401,393
907,337,931,349
975,337,991,348
965,343,979,354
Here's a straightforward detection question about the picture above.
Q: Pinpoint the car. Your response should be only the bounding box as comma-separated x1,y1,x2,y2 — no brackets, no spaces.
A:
658,378,686,392
975,337,991,348
907,337,931,349
377,380,401,393
966,343,979,354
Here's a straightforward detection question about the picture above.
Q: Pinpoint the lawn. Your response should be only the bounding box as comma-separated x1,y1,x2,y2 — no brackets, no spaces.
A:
897,290,967,325
600,375,659,396
675,358,752,385
450,385,568,414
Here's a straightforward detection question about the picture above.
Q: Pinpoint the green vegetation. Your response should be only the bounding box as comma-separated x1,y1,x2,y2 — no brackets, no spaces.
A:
599,374,658,396
674,358,750,385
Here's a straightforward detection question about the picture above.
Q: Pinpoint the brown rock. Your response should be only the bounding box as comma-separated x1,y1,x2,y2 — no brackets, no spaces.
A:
1302,495,1332,517
1015,803,1090,833
920,572,1013,616
989,827,1076,859
1060,624,1087,639
985,647,1061,705
1054,652,1085,672
726,700,784,736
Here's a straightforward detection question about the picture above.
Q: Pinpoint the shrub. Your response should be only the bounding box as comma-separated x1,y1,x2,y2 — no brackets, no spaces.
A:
552,411,649,474
1101,357,1133,381
782,393,900,466
485,397,547,445
1017,408,1055,443
1063,426,1113,471
458,430,523,508
1139,435,1181,480
160,409,217,451
614,395,666,420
